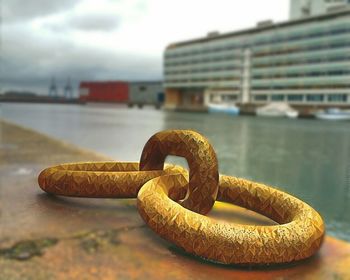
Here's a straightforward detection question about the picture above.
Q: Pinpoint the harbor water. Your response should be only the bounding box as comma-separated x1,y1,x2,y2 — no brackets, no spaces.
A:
1,103,350,242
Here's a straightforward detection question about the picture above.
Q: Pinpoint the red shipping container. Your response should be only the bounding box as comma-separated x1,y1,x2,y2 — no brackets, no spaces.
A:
79,81,129,103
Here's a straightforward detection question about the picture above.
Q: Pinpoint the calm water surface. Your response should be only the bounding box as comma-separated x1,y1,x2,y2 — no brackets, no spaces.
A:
1,103,350,241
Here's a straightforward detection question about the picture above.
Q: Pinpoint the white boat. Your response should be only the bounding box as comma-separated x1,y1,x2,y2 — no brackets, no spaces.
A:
208,103,240,115
315,108,350,120
286,110,299,119
256,103,299,118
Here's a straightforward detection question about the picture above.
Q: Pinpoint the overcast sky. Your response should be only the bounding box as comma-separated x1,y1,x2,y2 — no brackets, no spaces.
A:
0,0,289,95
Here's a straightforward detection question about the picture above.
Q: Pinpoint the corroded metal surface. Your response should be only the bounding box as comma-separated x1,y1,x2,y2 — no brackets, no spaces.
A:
38,129,324,265
1,120,350,280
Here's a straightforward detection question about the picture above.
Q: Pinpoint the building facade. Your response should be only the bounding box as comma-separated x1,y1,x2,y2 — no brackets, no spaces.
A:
128,81,164,107
79,81,164,106
290,0,350,19
79,81,129,103
163,10,350,111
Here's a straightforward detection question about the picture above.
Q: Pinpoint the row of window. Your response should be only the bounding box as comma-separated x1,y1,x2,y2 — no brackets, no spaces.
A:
165,66,240,75
165,69,350,81
165,49,350,70
165,45,350,69
254,94,349,102
165,36,349,63
166,77,240,83
165,45,245,59
253,54,350,68
253,41,350,57
165,69,350,82
209,94,238,102
252,70,350,79
252,85,350,90
253,26,350,46
165,49,241,63
165,23,350,59
164,56,241,67
165,76,350,86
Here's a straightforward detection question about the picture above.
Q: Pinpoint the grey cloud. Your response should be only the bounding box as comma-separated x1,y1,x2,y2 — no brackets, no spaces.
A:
1,54,161,96
1,0,81,23
0,0,160,95
68,13,120,31
48,13,120,32
0,26,161,95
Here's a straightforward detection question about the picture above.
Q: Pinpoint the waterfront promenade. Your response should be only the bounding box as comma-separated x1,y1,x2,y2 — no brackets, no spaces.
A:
1,119,350,279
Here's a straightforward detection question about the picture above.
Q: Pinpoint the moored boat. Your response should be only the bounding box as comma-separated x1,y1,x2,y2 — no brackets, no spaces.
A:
315,108,350,120
256,103,299,118
286,110,299,119
208,103,240,115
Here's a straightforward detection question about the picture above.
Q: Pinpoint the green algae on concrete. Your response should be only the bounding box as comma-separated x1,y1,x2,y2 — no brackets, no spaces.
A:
72,226,144,254
0,238,58,261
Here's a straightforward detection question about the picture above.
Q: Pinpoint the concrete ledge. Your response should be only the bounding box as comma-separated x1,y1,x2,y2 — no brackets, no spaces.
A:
1,120,349,280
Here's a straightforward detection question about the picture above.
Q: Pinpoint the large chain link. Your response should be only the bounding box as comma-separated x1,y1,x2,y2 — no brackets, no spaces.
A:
38,129,324,265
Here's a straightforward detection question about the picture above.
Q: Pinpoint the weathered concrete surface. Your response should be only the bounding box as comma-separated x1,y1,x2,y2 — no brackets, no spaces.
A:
1,119,350,280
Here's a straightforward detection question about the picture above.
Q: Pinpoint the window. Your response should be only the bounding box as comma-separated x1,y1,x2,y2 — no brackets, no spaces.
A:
306,94,324,102
287,95,303,102
328,94,348,102
271,95,285,101
222,94,237,102
254,95,268,101
139,86,147,91
210,94,221,103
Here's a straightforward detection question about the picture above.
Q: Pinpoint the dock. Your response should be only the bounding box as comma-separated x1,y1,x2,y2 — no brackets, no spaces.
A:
1,119,350,279
0,95,85,105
